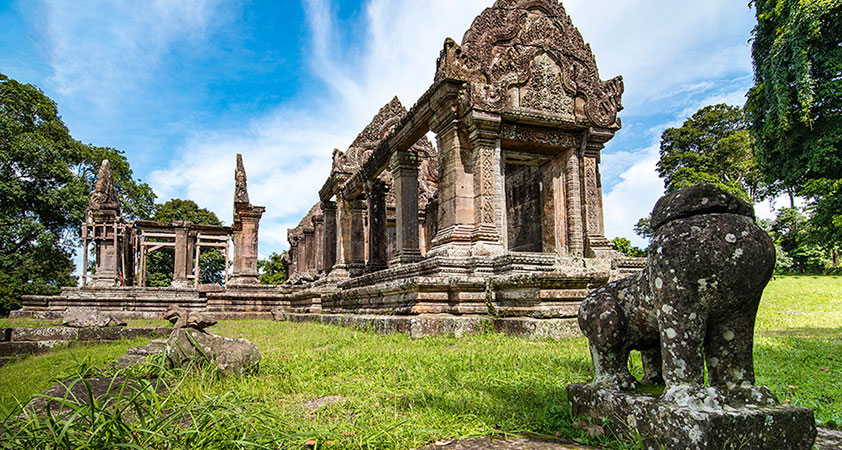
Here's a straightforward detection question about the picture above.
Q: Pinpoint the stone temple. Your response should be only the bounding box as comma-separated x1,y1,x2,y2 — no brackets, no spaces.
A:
16,0,644,336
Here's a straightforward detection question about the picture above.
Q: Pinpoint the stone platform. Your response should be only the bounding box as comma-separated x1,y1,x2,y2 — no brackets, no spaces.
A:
275,312,580,340
567,383,817,450
15,287,206,319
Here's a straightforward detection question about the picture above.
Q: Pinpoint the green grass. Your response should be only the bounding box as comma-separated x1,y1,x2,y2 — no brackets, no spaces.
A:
0,337,154,418
0,276,839,449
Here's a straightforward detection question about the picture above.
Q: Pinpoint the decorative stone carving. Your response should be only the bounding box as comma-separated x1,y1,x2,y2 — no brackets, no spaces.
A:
89,160,120,215
231,154,265,286
234,153,249,205
434,0,623,128
569,184,816,449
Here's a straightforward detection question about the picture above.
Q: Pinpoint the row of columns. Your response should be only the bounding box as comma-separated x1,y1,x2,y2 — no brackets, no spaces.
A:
304,149,422,279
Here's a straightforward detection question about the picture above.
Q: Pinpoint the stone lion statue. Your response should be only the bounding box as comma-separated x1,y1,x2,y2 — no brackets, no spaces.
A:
578,184,778,408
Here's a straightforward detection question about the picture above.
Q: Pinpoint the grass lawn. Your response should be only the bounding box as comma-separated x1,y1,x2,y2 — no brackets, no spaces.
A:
0,276,839,449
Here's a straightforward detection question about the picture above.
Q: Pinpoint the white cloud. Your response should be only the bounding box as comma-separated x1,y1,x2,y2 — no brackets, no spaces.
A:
602,145,663,248
40,0,222,110
146,0,758,256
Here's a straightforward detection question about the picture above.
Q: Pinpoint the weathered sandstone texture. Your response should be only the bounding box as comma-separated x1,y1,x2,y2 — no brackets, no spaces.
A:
569,184,816,449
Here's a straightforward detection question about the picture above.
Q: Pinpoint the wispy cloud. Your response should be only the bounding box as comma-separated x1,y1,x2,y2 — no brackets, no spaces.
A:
40,0,222,110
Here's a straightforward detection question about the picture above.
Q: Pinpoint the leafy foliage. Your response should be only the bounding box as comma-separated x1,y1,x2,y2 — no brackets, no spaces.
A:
144,199,226,287
747,0,842,187
633,217,654,242
611,237,647,257
0,73,154,314
768,208,827,273
258,252,287,285
657,104,764,202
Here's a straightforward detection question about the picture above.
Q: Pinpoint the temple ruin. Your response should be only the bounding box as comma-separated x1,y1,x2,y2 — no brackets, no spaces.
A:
276,0,642,331
16,0,644,336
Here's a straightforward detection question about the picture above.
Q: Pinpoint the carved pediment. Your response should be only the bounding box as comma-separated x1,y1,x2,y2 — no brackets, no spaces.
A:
435,0,623,128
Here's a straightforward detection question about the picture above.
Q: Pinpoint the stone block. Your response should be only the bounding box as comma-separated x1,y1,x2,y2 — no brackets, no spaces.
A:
567,383,816,450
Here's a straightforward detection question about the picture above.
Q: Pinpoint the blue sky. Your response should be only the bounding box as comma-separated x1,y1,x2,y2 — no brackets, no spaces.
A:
1,0,772,257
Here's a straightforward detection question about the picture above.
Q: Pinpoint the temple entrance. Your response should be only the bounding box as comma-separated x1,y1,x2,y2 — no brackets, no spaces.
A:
505,162,543,252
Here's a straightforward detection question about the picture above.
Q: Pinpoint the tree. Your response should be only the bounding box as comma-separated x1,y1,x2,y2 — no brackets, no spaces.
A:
633,217,654,242
747,0,842,262
0,73,154,314
657,104,764,202
747,0,842,187
144,199,226,287
258,252,288,285
769,208,826,273
611,237,647,258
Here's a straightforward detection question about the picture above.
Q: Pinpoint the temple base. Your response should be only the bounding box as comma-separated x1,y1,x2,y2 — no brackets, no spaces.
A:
567,383,817,450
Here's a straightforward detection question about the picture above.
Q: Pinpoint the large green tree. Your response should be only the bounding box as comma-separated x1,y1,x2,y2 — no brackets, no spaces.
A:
144,199,227,287
0,73,155,314
657,104,764,202
747,0,842,186
747,0,842,258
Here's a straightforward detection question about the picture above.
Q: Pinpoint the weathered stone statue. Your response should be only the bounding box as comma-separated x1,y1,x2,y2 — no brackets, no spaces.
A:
568,184,816,449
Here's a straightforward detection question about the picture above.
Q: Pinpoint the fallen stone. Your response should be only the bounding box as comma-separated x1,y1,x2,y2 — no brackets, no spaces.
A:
417,436,600,450
165,328,260,376
22,377,163,417
112,340,167,369
62,307,126,328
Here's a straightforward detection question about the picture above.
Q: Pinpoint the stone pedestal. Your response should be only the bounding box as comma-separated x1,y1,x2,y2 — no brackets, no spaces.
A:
567,383,817,450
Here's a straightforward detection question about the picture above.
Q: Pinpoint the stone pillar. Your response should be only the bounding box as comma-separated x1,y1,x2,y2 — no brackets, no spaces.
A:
172,221,191,288
297,234,307,274
583,155,605,237
313,213,324,273
90,217,119,287
288,237,299,277
565,150,584,257
230,154,266,286
303,228,315,273
329,196,352,279
86,159,123,288
466,111,505,256
541,155,567,255
229,206,265,286
390,151,422,264
349,198,367,275
366,179,388,272
321,201,337,273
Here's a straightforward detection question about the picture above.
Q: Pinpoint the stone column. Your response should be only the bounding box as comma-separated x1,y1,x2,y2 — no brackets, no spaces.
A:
229,205,265,286
288,236,299,278
366,179,388,272
329,197,352,279
89,216,119,287
172,221,191,288
303,228,315,273
313,213,324,273
541,155,567,255
466,111,505,255
349,198,367,276
321,201,337,273
583,155,605,237
390,151,422,264
297,234,307,274
565,150,584,257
